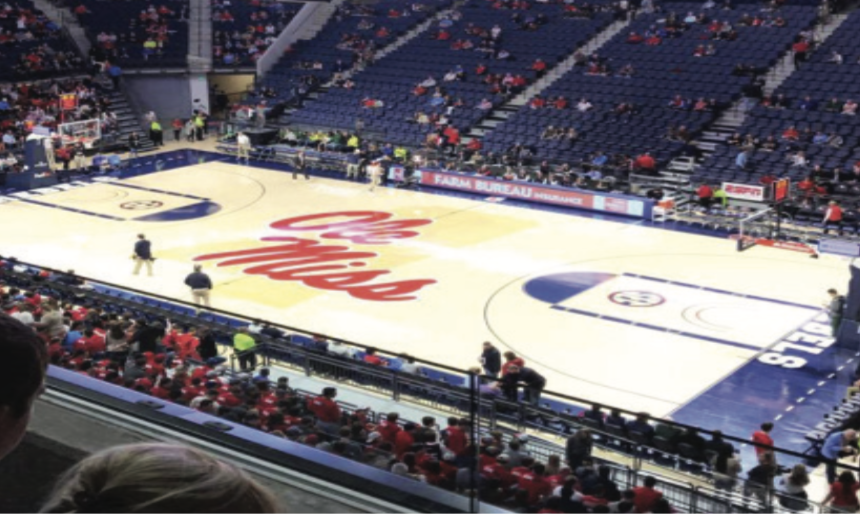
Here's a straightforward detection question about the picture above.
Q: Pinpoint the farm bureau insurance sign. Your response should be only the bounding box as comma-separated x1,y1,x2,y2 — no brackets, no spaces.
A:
419,170,647,217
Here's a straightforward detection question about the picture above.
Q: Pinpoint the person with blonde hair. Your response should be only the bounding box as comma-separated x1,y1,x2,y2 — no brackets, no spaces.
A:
40,443,281,513
778,464,809,510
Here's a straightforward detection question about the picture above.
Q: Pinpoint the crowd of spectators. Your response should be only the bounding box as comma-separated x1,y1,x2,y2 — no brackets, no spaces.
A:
0,75,119,176
212,0,299,66
269,125,646,194
0,1,86,80
76,0,189,67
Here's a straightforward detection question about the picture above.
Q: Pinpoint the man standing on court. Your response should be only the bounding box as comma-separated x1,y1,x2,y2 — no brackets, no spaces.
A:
236,132,251,165
292,150,309,180
127,132,140,159
132,234,154,276
74,143,86,172
368,160,383,191
184,264,213,311
825,288,846,336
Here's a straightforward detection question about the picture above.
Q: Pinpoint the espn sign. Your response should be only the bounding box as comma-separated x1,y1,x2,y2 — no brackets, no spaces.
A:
723,182,766,202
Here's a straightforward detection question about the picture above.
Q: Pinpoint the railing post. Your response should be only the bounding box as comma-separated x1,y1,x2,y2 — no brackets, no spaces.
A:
302,354,311,377
691,485,698,513
392,372,400,401
468,371,480,514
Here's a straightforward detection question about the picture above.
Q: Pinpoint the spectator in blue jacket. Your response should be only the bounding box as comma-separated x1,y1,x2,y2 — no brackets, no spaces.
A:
822,429,858,484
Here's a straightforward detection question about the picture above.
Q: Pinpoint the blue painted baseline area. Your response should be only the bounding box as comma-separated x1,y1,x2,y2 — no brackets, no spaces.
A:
523,270,853,456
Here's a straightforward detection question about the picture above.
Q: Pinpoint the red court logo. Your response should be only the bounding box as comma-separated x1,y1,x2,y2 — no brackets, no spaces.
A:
194,211,437,302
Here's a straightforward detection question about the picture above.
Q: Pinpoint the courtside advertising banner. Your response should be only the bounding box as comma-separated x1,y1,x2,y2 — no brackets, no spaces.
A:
419,170,650,218
723,182,766,202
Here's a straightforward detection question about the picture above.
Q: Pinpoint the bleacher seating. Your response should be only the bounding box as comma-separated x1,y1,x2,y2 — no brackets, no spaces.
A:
251,0,452,108
212,0,299,66
0,75,119,172
480,1,817,168
0,0,86,81
696,9,860,231
288,0,616,146
75,0,189,68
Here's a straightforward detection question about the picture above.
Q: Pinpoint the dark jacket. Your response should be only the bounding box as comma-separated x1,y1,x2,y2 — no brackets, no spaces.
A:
184,271,213,290
134,239,152,260
481,346,501,375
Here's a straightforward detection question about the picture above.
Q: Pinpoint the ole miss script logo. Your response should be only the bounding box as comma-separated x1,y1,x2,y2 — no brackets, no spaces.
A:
194,211,436,302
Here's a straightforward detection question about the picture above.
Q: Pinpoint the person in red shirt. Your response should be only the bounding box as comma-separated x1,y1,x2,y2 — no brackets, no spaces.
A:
530,96,546,109
782,125,799,141
394,423,417,459
824,200,844,236
634,152,656,173
80,328,106,355
363,348,387,366
377,412,402,444
531,58,547,77
633,476,663,513
501,351,525,376
751,422,775,457
150,377,172,400
518,463,553,506
180,378,204,404
697,183,713,208
823,471,860,512
509,456,535,484
175,326,200,360
47,338,64,362
554,96,568,109
217,384,243,408
307,387,341,435
793,38,809,67
442,417,468,456
482,453,516,488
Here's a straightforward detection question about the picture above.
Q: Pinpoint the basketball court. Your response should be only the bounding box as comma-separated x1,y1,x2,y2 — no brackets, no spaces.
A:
0,156,853,449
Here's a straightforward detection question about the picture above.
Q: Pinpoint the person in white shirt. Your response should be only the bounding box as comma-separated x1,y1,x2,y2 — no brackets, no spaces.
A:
247,319,264,335
368,160,383,191
576,98,593,112
10,303,34,325
399,355,422,375
327,340,356,359
829,50,843,65
236,132,251,164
